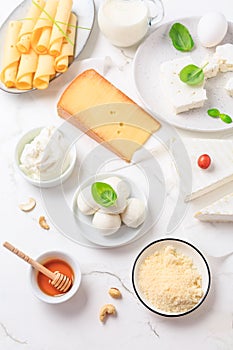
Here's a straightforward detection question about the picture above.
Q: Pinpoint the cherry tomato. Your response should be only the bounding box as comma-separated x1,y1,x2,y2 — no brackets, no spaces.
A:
197,154,211,169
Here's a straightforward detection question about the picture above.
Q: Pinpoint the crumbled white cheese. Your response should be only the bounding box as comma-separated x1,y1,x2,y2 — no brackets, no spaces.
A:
201,44,233,81
202,55,220,79
138,245,203,313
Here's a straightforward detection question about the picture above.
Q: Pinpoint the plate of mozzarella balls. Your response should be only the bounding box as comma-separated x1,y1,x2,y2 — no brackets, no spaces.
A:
72,174,148,247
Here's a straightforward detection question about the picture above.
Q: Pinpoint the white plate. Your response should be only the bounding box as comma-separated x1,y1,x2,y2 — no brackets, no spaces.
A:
132,238,211,317
72,174,150,248
133,17,233,132
0,0,95,94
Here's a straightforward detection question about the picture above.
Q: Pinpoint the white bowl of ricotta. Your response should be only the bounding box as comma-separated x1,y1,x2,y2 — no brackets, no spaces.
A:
15,126,76,188
132,238,211,317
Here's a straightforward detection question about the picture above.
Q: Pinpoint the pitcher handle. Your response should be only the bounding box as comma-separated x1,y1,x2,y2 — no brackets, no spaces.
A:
147,0,164,27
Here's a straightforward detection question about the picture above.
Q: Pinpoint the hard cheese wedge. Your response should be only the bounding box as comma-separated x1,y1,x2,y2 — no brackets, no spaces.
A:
57,69,160,162
183,138,233,201
195,193,233,222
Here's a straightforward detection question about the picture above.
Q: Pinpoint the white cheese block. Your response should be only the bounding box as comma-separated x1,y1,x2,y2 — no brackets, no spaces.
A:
225,77,233,97
195,193,233,222
215,43,233,72
183,138,233,201
160,57,207,114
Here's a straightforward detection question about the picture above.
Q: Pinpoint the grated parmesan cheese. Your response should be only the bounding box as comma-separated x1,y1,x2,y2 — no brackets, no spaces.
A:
138,245,203,313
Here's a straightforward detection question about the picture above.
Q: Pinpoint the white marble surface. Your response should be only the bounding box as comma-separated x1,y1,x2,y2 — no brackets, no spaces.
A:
0,0,233,349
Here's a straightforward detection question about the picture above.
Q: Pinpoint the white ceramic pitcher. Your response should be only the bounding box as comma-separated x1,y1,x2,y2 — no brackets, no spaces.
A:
98,0,164,47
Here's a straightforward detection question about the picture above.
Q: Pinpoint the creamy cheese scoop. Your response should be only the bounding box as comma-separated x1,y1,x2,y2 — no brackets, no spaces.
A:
20,126,71,181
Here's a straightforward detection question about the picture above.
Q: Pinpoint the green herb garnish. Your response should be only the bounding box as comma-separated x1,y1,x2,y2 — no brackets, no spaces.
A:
219,113,232,124
207,108,220,118
179,63,207,86
207,109,232,124
91,182,117,208
169,23,194,52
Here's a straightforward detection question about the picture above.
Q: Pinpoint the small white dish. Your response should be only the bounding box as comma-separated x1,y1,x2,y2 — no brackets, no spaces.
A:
72,173,148,247
30,250,82,304
15,127,76,188
133,16,233,132
132,238,211,317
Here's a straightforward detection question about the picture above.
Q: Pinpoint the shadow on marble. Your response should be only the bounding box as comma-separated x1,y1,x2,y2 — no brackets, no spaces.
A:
39,282,88,318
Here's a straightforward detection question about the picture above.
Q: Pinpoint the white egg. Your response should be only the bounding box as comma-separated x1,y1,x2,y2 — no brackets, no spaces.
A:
121,198,146,228
77,186,99,215
197,12,228,48
92,211,121,236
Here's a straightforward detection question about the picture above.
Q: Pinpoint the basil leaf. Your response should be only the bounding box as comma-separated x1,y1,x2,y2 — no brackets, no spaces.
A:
219,114,232,124
207,108,220,118
169,23,194,52
91,182,117,207
179,64,204,86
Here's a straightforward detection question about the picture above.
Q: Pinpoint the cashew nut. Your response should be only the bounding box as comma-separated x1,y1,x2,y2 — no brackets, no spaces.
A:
39,216,50,230
99,304,116,322
19,198,36,212
108,287,122,299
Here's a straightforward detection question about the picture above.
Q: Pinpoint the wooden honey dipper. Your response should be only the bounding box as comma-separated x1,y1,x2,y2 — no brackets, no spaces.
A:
3,242,72,293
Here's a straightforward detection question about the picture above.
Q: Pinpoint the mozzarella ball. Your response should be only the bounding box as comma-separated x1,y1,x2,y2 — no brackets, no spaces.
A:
197,12,228,48
121,198,146,228
99,176,130,214
92,211,121,236
77,186,99,215
100,195,127,214
104,176,130,199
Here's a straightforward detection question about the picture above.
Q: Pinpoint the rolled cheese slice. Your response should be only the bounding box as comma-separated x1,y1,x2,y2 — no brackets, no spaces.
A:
16,48,38,90
55,12,77,72
1,21,22,88
16,0,45,54
33,54,55,89
31,0,58,54
49,0,73,57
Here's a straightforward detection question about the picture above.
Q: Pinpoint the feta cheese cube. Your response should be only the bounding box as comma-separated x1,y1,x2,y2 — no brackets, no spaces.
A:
160,57,207,114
